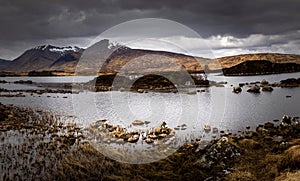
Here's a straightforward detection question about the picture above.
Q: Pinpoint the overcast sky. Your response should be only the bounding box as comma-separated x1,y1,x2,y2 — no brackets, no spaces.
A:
0,0,299,59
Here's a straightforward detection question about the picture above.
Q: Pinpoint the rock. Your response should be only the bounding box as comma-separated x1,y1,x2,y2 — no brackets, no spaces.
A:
145,138,153,143
161,122,167,128
282,115,292,125
256,125,264,133
239,83,245,87
286,95,292,98
152,127,161,134
261,79,269,85
137,89,144,93
132,120,145,126
261,86,273,92
204,125,211,132
148,134,158,139
127,135,139,143
247,85,260,93
158,133,168,138
246,126,250,130
233,86,242,93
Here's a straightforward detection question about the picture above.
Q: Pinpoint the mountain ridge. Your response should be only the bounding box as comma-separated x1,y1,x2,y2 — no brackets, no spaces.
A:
0,39,300,75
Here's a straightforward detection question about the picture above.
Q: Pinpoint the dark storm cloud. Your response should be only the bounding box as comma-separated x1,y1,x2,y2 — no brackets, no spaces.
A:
0,0,299,59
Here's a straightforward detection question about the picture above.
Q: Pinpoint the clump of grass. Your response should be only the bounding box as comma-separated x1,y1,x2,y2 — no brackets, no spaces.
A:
238,138,261,150
275,170,300,181
225,171,253,181
279,145,300,171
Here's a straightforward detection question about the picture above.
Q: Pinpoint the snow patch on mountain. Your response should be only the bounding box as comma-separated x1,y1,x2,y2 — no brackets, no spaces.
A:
32,45,82,54
48,46,81,53
108,40,127,50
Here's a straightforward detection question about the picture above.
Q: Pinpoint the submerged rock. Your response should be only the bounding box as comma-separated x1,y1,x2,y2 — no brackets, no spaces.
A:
187,90,197,95
261,86,273,92
132,120,145,126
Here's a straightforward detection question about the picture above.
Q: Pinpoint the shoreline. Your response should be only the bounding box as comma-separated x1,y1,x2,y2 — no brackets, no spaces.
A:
1,103,300,180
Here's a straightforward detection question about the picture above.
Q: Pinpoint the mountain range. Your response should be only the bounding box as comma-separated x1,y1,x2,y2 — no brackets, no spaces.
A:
0,39,300,75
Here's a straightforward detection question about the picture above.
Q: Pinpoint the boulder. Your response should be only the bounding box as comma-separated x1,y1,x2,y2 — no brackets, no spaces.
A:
204,125,211,132
239,83,245,87
233,86,242,93
127,135,139,143
145,138,153,144
261,79,269,85
247,85,260,93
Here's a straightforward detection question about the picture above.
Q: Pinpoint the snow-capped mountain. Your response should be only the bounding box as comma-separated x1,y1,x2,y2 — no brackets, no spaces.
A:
1,45,84,72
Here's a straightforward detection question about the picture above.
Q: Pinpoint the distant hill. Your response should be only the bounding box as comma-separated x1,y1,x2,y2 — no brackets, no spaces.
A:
0,39,300,76
216,53,300,69
223,60,300,76
0,45,83,72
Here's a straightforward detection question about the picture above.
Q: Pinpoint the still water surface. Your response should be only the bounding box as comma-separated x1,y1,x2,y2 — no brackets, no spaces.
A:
0,73,299,138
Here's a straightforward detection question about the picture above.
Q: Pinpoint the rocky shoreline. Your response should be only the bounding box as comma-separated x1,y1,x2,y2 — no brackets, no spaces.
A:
1,103,300,180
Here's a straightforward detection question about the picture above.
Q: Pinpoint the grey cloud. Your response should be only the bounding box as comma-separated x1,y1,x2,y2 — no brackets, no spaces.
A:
0,0,299,59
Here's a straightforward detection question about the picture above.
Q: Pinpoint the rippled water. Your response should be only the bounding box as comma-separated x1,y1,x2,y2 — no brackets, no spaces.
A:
1,73,299,137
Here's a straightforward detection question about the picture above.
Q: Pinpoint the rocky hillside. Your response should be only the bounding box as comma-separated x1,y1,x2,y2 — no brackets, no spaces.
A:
60,39,209,74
